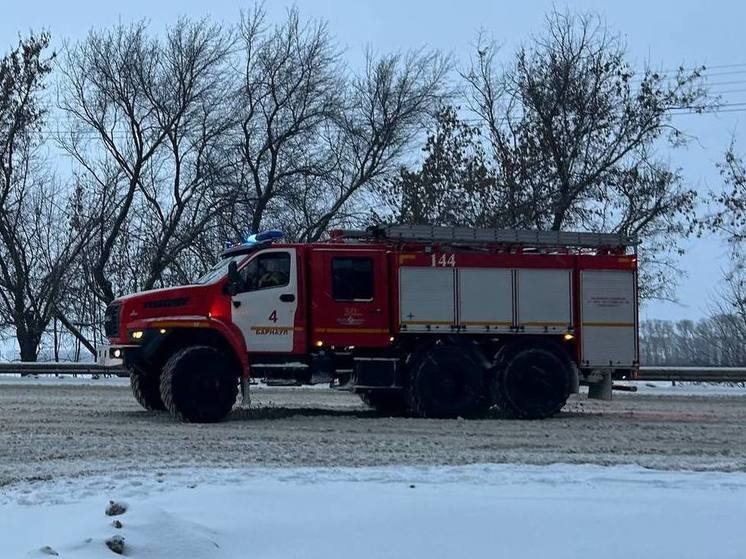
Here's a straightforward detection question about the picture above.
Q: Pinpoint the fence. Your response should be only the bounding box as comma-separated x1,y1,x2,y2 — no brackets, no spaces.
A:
1,363,745,382
0,362,126,376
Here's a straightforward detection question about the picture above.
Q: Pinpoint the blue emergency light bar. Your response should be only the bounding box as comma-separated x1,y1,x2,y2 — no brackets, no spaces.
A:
246,230,284,244
222,230,284,256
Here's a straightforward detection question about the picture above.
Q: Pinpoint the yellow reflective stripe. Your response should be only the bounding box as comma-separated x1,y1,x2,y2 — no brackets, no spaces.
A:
315,327,389,334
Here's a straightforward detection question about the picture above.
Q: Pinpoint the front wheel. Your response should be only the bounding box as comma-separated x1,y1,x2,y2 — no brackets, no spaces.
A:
159,346,238,423
130,367,165,411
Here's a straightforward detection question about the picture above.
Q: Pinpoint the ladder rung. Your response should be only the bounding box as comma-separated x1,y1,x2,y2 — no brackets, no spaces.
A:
335,225,637,249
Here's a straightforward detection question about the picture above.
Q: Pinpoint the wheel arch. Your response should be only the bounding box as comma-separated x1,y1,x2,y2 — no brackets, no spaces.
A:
136,326,246,379
493,335,578,387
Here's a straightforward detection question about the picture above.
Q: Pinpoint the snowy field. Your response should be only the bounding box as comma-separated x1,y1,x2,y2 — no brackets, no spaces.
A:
2,379,746,557
2,463,745,558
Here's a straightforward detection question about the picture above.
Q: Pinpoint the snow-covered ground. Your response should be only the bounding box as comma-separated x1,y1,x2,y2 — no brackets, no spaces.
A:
2,380,746,557
2,464,745,558
625,380,746,396
3,374,746,395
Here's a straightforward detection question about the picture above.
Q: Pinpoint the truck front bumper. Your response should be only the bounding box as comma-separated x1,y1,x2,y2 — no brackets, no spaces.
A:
96,344,139,368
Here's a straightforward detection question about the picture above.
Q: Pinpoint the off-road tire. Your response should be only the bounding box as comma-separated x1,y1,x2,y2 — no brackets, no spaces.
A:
492,342,573,419
407,343,488,418
159,345,238,423
130,367,166,411
359,390,408,416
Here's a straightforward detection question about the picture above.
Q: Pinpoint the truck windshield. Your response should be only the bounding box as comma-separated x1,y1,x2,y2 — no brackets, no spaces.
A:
195,255,246,285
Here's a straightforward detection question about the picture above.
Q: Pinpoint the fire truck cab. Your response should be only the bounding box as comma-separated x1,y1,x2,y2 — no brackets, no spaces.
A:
99,224,639,422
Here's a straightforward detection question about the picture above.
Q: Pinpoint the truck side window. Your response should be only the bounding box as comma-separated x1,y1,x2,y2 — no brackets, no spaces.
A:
239,252,290,292
332,257,373,301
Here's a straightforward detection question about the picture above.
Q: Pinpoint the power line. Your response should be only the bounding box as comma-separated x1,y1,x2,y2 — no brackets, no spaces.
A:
709,88,746,95
37,104,746,136
659,62,746,72
702,69,746,79
28,60,746,136
697,62,746,70
627,62,746,78
670,101,746,111
699,80,746,88
670,107,746,116
454,101,746,126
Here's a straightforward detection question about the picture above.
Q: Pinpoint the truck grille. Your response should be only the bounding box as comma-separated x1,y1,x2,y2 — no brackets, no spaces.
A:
103,303,121,338
143,297,188,309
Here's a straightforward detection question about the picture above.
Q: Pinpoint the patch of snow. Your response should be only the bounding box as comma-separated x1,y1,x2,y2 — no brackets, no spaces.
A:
0,374,129,386
2,464,745,558
628,381,746,396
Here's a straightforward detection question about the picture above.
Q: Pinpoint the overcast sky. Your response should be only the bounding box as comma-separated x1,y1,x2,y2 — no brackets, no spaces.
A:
2,0,742,321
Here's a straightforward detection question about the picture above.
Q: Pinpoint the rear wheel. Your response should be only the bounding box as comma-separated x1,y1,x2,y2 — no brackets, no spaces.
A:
129,367,165,411
492,342,572,419
408,343,488,418
159,345,238,423
359,390,408,416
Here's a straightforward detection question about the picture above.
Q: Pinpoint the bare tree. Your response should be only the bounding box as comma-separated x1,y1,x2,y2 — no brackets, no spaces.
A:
697,143,746,324
59,18,234,306
461,10,708,299
708,267,746,365
383,105,497,226
0,34,91,361
705,144,746,245
295,49,451,241
640,311,746,367
227,6,342,239
228,7,450,242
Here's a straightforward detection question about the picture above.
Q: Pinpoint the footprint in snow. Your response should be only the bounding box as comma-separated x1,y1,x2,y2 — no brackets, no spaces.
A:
105,500,127,516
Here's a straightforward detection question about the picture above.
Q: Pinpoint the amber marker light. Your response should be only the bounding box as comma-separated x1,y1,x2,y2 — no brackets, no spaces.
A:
315,340,324,348
563,333,575,341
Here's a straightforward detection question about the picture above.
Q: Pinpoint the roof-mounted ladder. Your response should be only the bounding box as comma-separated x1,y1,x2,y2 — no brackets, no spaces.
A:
334,224,638,250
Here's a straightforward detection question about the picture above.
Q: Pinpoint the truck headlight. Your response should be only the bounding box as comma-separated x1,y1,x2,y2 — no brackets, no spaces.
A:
131,330,144,340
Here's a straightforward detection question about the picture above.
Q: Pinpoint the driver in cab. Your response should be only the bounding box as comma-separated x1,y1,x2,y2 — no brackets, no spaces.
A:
256,258,288,289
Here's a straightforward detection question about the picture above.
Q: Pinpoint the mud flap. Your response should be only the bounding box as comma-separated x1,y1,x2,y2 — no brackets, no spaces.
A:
240,377,251,408
587,371,613,401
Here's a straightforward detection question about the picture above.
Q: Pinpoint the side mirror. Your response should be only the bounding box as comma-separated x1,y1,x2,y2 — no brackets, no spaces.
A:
226,261,241,296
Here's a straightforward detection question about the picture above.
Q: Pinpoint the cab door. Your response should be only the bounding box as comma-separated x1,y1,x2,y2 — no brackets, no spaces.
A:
231,248,298,353
309,249,390,347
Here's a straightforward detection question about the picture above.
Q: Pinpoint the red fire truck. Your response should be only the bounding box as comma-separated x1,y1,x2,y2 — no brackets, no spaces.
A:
98,224,639,422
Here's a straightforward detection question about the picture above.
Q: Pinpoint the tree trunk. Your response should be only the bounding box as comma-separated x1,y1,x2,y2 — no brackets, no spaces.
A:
17,331,41,362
